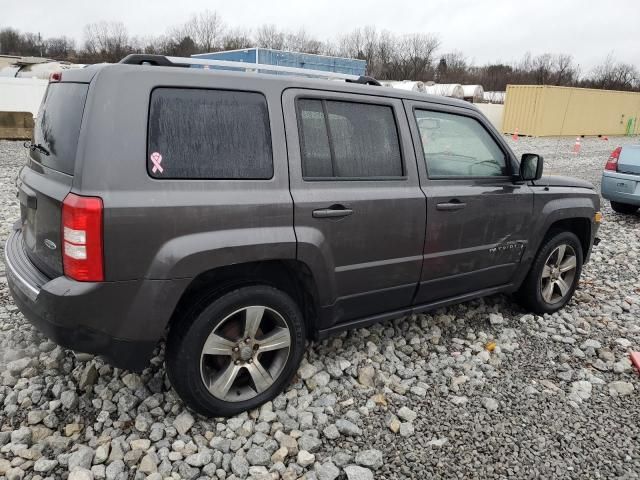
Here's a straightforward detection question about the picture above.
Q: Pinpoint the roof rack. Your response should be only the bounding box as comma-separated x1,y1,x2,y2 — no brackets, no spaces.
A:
119,54,381,86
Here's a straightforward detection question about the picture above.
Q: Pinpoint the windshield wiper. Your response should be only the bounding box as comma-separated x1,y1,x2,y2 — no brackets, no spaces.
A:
23,141,50,156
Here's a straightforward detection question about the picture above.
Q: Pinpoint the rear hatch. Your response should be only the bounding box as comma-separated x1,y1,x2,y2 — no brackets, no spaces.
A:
18,80,89,278
618,145,640,175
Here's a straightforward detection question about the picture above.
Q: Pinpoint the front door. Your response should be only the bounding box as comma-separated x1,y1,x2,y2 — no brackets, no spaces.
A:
282,89,426,328
405,101,534,304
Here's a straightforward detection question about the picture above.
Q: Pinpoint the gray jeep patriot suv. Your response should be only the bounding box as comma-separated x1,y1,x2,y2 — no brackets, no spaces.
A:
6,54,601,416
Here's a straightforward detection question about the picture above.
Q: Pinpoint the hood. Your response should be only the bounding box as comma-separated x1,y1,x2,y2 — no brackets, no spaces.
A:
534,175,595,190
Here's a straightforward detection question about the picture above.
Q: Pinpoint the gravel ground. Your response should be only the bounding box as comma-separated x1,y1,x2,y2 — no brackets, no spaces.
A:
0,136,639,480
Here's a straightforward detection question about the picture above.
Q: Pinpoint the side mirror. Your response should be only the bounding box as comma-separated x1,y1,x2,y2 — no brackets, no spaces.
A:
520,153,543,181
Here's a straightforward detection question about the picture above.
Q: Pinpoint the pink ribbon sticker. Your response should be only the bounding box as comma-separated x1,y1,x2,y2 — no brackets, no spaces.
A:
150,152,163,174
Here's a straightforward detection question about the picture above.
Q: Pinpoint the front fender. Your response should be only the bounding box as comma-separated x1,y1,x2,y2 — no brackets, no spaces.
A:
526,196,596,264
146,227,297,279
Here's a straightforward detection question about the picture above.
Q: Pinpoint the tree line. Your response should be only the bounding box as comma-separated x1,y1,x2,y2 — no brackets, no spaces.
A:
1,11,638,92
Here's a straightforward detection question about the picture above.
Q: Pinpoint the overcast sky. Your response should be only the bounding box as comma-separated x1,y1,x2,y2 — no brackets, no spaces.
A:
4,0,638,71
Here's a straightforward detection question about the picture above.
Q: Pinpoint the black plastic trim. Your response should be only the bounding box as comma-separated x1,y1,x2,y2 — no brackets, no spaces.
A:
346,76,382,86
5,230,49,297
7,275,155,372
315,283,511,340
119,54,190,68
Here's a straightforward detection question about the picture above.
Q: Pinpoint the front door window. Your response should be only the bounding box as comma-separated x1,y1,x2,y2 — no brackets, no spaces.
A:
414,110,508,178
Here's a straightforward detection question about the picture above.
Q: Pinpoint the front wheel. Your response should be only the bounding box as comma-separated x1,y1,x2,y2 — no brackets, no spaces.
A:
166,285,306,417
516,231,583,314
611,201,638,215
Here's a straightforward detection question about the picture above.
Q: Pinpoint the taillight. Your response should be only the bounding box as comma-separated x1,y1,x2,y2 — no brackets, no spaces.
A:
62,193,104,281
49,71,62,82
605,146,622,171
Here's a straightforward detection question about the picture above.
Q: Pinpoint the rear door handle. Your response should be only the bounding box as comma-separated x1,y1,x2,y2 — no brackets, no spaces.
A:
312,205,354,218
436,201,466,211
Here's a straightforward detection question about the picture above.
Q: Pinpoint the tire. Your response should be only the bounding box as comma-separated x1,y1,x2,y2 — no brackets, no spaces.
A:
166,285,306,417
611,201,638,215
516,230,583,314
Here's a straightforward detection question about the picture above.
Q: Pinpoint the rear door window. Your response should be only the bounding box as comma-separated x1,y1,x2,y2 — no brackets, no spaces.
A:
297,98,403,179
147,88,273,179
32,82,89,175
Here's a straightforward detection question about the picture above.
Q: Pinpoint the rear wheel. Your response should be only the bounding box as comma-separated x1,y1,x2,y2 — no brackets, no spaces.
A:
611,201,638,214
516,231,583,314
166,285,306,417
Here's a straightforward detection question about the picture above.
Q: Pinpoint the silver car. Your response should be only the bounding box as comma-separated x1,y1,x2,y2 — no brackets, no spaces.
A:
601,145,640,214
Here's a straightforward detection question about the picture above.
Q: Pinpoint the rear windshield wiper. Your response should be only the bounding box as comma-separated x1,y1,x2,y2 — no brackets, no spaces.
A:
23,141,50,156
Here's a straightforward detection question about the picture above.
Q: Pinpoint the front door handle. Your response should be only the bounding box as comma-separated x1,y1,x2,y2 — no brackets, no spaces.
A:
312,205,354,218
436,201,467,211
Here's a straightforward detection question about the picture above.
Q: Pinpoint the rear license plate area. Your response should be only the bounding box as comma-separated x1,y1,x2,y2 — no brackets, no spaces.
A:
614,178,636,194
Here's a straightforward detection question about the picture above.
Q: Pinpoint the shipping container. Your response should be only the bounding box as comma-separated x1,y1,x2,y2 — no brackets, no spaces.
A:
502,85,640,136
192,48,366,76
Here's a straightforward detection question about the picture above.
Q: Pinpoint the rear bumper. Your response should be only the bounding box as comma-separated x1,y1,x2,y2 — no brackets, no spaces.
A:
601,171,640,206
5,228,189,371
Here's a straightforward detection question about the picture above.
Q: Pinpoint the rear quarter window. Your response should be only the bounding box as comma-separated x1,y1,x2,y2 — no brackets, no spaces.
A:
32,82,89,175
147,88,273,179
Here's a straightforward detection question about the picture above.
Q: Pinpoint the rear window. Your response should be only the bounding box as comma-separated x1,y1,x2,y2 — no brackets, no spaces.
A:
32,82,89,175
147,88,273,179
297,98,403,179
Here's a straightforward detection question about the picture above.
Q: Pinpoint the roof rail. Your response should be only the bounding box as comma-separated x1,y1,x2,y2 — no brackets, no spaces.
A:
118,54,381,86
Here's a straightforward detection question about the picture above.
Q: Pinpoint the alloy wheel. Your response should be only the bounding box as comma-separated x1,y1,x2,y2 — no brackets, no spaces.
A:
199,306,291,402
540,244,577,304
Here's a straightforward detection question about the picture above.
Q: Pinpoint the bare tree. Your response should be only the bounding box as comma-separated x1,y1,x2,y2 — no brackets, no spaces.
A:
522,53,578,86
553,54,580,85
530,53,554,84
336,28,365,59
255,24,285,50
336,27,442,80
182,10,225,53
350,26,380,73
283,29,322,54
0,28,23,55
0,28,42,56
158,32,198,57
83,21,130,62
22,32,43,56
374,30,397,77
44,36,76,59
589,53,638,90
222,28,253,50
4,13,639,93
436,51,468,83
476,63,514,91
393,33,440,80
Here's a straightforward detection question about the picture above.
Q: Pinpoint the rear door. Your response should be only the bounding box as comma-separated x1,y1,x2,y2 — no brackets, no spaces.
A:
282,89,426,328
405,101,533,303
18,81,89,278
